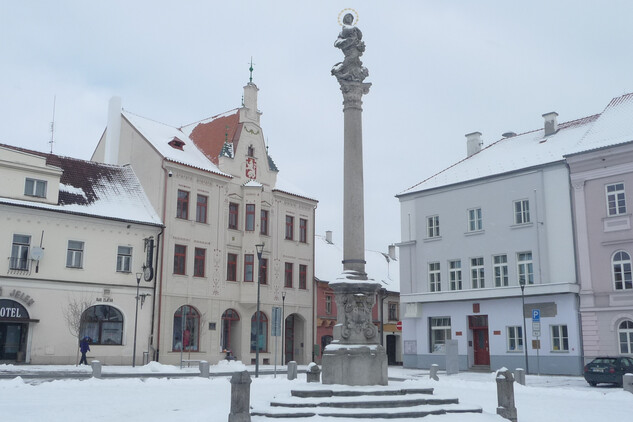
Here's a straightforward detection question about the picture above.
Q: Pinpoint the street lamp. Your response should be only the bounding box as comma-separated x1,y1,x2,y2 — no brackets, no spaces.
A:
519,277,529,374
281,291,286,366
133,272,142,367
255,243,265,378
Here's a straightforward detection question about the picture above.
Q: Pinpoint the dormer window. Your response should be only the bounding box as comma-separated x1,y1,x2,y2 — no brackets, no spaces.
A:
168,137,186,151
24,178,47,198
247,145,254,157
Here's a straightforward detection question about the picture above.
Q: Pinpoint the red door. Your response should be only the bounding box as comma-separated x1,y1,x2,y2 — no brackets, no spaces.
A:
473,328,490,366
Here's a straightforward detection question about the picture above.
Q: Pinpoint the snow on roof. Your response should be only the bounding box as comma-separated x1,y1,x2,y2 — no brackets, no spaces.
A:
122,111,229,177
0,147,162,226
243,180,263,187
314,235,399,292
273,174,318,202
399,93,633,196
181,109,241,166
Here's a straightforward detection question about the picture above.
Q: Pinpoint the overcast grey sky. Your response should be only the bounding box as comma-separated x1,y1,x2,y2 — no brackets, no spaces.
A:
2,1,633,254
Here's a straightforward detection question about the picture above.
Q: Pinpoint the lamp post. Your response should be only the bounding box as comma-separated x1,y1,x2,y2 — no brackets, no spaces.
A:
281,291,286,366
133,272,142,367
255,243,264,378
519,277,529,374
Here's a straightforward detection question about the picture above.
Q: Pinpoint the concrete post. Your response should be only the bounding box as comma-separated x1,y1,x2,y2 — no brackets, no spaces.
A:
496,369,517,422
287,361,297,380
430,364,439,381
91,360,102,378
199,360,209,378
514,368,526,386
306,363,321,383
228,371,252,422
623,373,633,393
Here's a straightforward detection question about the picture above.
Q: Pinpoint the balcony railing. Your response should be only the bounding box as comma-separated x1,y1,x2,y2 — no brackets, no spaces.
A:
7,257,31,274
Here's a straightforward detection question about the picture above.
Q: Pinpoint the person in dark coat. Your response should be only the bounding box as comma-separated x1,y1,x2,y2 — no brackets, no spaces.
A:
79,337,90,365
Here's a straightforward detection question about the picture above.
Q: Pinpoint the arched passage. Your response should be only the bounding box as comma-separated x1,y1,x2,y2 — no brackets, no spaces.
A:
284,313,306,364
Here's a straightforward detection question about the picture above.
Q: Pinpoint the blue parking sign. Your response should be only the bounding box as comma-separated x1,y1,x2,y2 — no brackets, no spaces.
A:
532,309,540,322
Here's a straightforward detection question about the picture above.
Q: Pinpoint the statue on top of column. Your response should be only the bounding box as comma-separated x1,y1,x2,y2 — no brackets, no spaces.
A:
332,13,369,84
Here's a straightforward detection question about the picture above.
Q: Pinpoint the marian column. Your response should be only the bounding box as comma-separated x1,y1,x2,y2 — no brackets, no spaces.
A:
322,12,387,386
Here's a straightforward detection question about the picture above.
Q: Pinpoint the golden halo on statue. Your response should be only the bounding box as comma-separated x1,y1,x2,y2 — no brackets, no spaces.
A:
338,8,359,26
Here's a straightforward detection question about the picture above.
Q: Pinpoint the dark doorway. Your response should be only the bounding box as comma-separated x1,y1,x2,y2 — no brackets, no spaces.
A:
386,334,397,365
469,315,490,366
0,323,27,362
284,315,294,364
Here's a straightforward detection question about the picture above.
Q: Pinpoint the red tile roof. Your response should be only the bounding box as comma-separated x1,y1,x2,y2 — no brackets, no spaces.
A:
187,111,240,164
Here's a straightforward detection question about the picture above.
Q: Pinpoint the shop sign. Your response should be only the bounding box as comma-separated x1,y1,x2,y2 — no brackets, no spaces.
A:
0,306,25,318
0,287,35,306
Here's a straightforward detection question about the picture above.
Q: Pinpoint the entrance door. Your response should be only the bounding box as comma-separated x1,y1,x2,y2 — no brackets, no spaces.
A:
386,335,396,365
473,328,490,366
0,323,27,362
284,315,294,363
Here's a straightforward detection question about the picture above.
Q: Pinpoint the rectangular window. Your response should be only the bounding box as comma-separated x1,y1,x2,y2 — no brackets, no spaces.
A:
299,264,307,289
285,216,294,240
66,240,84,268
244,254,254,282
325,295,332,314
607,183,626,216
177,190,189,220
430,317,451,353
285,262,293,288
245,204,255,231
260,210,269,235
174,244,186,275
228,203,239,230
507,326,524,352
116,246,132,273
471,257,485,288
449,260,462,291
227,253,237,281
493,254,508,287
427,215,440,238
196,194,208,223
517,252,534,284
194,247,206,277
468,207,483,231
299,218,308,243
388,302,398,321
429,262,441,292
259,258,268,285
10,234,30,270
514,199,530,224
24,178,47,198
551,324,569,351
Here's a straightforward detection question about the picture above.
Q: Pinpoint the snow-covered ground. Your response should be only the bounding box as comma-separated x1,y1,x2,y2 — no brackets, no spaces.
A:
1,363,631,421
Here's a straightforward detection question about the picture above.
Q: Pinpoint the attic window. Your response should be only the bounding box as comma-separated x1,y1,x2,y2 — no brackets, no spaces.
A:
247,145,254,157
168,137,186,150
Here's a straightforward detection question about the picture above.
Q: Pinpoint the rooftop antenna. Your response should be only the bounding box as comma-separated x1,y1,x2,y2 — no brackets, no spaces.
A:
248,57,254,83
49,96,56,153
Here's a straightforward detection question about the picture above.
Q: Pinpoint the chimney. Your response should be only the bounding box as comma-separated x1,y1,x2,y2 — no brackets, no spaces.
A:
542,112,558,136
466,132,483,157
388,244,396,261
104,96,122,165
240,83,262,125
325,230,333,244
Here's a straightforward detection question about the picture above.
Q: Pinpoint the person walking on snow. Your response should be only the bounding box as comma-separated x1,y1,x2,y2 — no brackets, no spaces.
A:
79,337,90,365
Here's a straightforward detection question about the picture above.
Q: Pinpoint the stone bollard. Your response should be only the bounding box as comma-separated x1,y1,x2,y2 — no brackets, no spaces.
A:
228,371,252,422
429,364,439,381
91,360,102,378
287,361,298,380
624,373,633,393
199,360,209,378
514,368,526,386
496,368,517,422
445,340,459,375
306,363,321,383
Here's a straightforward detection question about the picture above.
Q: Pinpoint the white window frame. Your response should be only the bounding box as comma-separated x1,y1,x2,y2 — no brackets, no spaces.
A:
468,207,483,232
325,294,332,315
24,178,47,198
10,234,31,270
619,320,633,355
513,199,530,225
471,257,485,288
430,317,451,353
67,240,84,269
507,326,524,352
427,215,440,238
493,254,508,287
550,324,569,352
117,246,132,273
429,262,441,292
517,251,534,285
606,182,626,216
449,260,462,291
613,251,633,290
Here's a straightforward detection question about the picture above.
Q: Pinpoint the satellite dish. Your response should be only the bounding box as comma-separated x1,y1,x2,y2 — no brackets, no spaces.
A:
31,247,44,261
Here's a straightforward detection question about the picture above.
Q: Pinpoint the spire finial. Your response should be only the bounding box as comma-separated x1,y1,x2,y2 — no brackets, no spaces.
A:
249,57,254,83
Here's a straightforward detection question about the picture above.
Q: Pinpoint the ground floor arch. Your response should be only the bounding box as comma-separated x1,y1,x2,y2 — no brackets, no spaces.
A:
284,313,306,364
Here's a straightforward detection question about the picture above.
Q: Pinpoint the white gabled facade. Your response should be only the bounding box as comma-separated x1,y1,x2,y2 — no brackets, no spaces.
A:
0,144,163,365
92,83,317,366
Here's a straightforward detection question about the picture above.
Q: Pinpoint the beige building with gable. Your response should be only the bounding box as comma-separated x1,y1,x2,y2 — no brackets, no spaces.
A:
91,82,317,366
